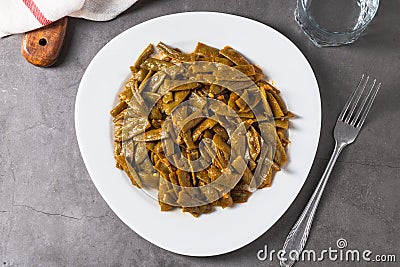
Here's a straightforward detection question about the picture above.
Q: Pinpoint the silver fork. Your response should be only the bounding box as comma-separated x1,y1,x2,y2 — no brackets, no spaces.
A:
280,75,381,267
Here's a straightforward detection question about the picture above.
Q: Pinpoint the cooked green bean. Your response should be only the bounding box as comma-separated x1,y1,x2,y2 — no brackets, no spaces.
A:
231,190,251,203
133,44,154,69
214,69,250,81
170,82,201,91
155,159,171,180
238,111,255,119
212,124,229,141
270,89,288,113
180,129,197,150
196,170,211,184
209,84,225,95
119,82,134,102
137,70,155,93
213,134,231,154
192,119,218,141
241,167,253,185
140,58,174,72
145,128,168,141
196,53,234,67
228,92,240,111
164,90,190,115
110,101,128,118
162,91,173,104
207,165,222,181
195,73,216,84
260,87,273,117
212,57,234,66
142,92,161,103
176,169,192,187
189,62,218,73
115,154,141,187
122,117,149,141
194,42,220,57
247,126,261,161
267,91,285,118
219,46,250,65
277,128,290,146
214,149,229,169
111,42,293,217
182,116,205,133
157,42,196,62
233,65,256,76
131,68,149,82
275,119,289,129
134,143,148,165
274,132,288,165
182,204,213,217
149,106,162,120
257,168,273,189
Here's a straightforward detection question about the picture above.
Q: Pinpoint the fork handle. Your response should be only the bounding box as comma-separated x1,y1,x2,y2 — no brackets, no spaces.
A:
280,141,346,267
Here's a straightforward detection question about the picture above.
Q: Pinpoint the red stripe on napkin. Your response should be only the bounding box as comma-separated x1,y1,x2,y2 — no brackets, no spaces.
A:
22,0,53,26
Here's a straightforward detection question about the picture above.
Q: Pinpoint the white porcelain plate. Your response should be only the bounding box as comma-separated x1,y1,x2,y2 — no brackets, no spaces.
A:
75,12,321,256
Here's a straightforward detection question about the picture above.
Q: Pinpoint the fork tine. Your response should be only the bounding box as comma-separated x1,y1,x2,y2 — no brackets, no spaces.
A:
350,79,376,126
356,82,381,128
344,75,369,123
338,74,366,121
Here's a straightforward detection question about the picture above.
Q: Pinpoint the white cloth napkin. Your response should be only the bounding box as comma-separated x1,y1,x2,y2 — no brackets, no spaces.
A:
0,0,139,38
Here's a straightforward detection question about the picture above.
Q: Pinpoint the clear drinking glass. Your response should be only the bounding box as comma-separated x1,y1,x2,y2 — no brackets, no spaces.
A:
295,0,379,47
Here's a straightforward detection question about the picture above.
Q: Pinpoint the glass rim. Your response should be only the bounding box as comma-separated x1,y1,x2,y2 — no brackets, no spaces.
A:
299,0,380,36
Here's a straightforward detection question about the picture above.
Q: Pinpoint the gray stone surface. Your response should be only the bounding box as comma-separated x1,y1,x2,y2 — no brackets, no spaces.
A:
0,0,399,266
